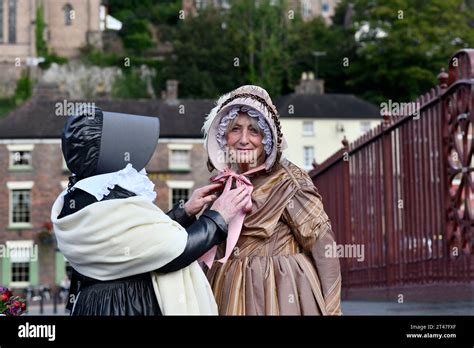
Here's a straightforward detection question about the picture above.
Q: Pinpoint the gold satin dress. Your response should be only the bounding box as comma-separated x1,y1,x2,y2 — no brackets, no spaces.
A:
206,160,342,315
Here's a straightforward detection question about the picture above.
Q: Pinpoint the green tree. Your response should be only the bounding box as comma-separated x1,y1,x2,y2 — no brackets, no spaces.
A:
111,70,149,99
161,6,248,97
163,0,297,97
343,0,474,104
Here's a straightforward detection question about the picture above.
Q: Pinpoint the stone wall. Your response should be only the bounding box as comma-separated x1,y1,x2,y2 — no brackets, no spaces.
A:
40,62,121,100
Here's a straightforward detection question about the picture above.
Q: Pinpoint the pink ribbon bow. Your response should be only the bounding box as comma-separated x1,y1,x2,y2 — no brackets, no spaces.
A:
199,164,266,269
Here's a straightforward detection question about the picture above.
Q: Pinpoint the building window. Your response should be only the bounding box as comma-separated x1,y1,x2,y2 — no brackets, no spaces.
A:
11,190,31,224
11,151,32,167
195,0,206,10
64,4,73,26
12,262,30,283
167,180,194,210
303,121,314,136
301,0,311,19
303,146,314,169
8,144,34,170
8,0,16,43
321,2,330,13
168,144,192,171
0,0,4,43
7,241,35,287
7,181,34,228
171,188,189,207
360,121,371,134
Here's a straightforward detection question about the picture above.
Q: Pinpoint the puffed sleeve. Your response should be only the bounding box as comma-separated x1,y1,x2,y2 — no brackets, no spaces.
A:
283,185,342,315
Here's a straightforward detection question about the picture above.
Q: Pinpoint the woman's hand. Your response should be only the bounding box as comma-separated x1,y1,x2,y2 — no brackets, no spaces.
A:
210,185,251,224
183,183,223,217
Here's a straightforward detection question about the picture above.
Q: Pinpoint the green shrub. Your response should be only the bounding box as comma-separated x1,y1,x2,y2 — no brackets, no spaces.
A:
80,45,121,67
36,5,68,69
111,70,149,99
14,72,32,105
0,98,16,118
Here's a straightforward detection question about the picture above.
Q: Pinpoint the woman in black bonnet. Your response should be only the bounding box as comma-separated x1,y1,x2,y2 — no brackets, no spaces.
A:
51,107,250,315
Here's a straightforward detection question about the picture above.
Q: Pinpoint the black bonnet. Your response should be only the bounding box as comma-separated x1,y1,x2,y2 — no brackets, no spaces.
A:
62,107,160,181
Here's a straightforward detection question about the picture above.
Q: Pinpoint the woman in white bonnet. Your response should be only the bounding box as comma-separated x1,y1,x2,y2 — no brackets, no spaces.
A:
202,85,342,315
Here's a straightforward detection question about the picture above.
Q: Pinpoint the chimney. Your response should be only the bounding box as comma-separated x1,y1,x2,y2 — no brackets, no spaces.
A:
165,79,179,104
295,72,324,94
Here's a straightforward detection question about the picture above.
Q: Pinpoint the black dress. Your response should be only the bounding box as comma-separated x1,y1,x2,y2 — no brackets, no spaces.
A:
58,185,227,316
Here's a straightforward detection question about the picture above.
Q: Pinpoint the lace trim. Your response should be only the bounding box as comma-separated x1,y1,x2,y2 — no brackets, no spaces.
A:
216,105,273,155
72,163,157,202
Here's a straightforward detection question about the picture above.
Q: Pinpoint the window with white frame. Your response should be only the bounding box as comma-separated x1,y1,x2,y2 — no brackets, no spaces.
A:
0,0,3,42
301,0,311,19
167,180,194,210
7,241,34,287
303,121,314,136
168,144,192,170
63,3,73,26
303,146,315,169
8,144,34,170
12,262,30,283
172,188,189,207
11,190,31,224
7,182,34,228
8,0,16,43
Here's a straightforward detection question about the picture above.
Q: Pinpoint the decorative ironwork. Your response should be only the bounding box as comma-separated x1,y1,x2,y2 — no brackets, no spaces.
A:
445,49,474,257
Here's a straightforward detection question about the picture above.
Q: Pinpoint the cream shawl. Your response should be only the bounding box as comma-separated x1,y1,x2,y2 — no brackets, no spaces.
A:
51,191,218,315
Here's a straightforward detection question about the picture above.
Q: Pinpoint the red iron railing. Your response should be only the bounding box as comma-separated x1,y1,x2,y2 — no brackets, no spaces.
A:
310,49,474,288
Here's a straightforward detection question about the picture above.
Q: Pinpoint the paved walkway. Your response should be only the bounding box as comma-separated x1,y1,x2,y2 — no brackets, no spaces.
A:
342,301,474,315
24,300,474,316
24,303,68,316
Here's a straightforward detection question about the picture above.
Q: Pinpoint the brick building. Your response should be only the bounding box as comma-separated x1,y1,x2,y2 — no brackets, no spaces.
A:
0,93,214,290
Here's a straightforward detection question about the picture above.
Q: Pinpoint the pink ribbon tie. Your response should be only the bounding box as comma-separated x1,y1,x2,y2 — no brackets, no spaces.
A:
199,164,265,269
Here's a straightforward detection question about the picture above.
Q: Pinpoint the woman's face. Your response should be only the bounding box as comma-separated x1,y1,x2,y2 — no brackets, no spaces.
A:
226,113,265,169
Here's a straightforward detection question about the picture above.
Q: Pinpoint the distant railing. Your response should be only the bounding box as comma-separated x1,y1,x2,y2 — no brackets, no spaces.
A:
310,49,474,288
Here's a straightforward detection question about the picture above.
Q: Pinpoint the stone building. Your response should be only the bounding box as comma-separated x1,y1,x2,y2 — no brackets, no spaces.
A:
0,0,104,97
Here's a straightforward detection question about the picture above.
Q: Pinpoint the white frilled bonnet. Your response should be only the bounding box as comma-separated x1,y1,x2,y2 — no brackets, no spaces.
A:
202,85,287,172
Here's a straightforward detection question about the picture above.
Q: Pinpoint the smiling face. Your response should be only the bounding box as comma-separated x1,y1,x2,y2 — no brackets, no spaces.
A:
225,113,265,171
